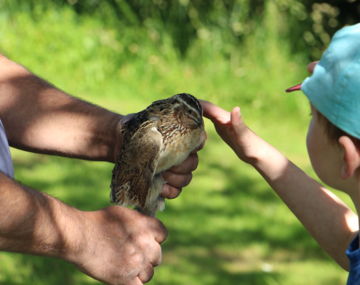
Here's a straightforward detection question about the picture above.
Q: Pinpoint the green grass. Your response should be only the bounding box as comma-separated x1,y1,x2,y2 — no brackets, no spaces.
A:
0,4,352,285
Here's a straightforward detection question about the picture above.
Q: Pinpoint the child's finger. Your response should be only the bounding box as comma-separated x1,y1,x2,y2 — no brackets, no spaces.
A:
230,107,242,127
199,100,230,124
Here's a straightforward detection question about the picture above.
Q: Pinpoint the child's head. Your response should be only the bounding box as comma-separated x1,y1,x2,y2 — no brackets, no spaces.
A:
306,105,360,195
287,23,360,195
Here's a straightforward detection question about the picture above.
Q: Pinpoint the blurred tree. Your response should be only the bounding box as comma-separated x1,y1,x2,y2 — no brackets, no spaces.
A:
1,0,359,58
286,0,360,58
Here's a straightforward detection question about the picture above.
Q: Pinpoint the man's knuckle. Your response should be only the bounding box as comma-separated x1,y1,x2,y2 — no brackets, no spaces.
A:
160,224,168,240
128,251,144,267
139,265,154,283
170,187,181,198
191,153,199,169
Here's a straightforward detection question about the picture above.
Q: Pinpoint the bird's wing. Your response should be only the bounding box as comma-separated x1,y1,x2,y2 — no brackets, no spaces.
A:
111,122,163,208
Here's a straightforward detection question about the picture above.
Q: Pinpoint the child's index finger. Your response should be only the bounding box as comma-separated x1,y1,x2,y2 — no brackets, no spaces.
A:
199,100,231,124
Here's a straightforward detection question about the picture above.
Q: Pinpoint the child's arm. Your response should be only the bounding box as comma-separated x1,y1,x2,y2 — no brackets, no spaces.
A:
202,101,358,270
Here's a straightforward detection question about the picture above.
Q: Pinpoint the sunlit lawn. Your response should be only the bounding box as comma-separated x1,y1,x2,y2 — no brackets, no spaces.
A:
0,7,352,285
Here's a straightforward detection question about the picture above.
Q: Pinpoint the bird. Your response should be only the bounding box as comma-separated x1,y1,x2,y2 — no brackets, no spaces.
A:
110,93,206,216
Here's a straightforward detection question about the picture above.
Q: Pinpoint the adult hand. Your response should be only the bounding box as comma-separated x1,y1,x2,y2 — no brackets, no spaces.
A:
68,206,167,285
161,150,201,199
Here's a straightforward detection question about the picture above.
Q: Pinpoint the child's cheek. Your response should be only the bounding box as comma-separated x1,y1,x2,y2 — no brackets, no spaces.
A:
306,120,316,161
306,120,323,179
306,118,340,189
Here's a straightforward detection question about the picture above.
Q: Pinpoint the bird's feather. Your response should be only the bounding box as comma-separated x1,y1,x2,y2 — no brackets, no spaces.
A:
111,121,163,208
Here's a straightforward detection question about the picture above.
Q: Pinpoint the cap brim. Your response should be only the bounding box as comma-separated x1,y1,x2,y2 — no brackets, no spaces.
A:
285,83,302,93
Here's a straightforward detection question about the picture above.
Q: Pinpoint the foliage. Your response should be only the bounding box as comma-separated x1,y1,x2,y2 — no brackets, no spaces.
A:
1,0,359,58
287,0,360,58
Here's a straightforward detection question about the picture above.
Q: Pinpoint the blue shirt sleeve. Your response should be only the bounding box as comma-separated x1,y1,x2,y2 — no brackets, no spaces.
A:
346,234,360,285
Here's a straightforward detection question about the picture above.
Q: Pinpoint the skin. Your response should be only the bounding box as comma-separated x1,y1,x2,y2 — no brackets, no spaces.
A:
0,55,200,285
200,61,360,270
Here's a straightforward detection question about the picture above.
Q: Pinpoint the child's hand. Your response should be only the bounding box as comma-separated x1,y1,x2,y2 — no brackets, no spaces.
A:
200,100,261,164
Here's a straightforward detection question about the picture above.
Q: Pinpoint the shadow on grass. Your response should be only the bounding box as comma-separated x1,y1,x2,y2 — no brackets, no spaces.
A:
0,255,86,285
157,250,282,285
13,154,112,210
165,158,327,258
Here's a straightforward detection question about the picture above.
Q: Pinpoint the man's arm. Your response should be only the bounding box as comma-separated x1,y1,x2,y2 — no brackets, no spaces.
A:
0,171,167,284
202,102,359,270
0,55,201,197
0,55,122,162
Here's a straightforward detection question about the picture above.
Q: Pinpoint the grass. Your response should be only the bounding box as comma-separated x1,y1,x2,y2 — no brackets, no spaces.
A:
0,4,352,285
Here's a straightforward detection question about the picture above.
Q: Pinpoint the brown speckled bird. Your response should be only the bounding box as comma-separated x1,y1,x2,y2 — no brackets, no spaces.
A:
110,93,206,216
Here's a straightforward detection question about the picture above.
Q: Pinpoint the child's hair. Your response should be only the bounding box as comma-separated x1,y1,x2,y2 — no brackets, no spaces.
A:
315,108,360,147
315,109,346,141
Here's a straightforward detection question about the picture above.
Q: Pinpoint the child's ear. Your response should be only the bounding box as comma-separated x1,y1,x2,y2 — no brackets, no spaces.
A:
338,136,360,179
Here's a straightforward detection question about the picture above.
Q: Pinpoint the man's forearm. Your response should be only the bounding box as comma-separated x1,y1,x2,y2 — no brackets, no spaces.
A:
0,55,122,162
0,172,81,260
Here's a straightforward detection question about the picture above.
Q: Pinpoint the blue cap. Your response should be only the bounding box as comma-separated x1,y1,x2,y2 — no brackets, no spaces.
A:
287,23,360,139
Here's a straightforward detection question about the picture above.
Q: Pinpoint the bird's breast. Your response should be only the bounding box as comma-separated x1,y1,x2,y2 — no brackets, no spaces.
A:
155,126,206,173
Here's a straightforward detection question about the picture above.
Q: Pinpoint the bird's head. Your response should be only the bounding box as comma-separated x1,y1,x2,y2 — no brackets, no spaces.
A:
172,93,204,129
